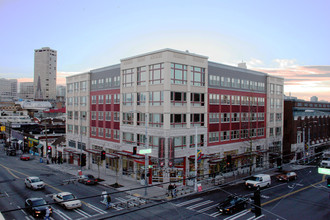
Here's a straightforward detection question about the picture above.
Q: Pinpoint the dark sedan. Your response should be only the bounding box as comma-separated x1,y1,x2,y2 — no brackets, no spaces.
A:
78,174,98,185
217,195,247,215
276,171,297,182
25,198,52,218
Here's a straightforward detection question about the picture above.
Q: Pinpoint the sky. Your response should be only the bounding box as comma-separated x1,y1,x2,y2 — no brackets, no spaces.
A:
1,0,329,101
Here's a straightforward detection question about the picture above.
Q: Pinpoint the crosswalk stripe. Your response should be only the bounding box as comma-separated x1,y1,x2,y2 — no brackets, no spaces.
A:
187,200,213,210
223,210,249,220
53,208,72,220
175,198,203,207
197,203,218,213
85,203,107,214
209,211,221,217
74,208,92,218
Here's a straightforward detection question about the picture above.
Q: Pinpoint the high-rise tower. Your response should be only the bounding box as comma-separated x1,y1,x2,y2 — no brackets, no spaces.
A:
34,47,57,100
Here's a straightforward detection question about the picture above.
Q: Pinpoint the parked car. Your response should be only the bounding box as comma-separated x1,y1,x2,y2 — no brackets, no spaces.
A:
25,176,45,190
52,192,82,209
25,198,52,218
245,174,271,189
20,154,30,161
78,174,98,185
217,195,247,215
276,171,297,182
6,148,16,156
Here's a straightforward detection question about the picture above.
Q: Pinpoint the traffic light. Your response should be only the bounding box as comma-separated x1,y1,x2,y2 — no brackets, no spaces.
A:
81,153,86,167
226,155,232,167
327,177,330,188
277,158,282,171
133,146,137,155
101,150,106,160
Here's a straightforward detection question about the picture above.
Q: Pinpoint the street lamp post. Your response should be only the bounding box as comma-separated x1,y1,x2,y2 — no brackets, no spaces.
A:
194,126,198,192
144,113,148,196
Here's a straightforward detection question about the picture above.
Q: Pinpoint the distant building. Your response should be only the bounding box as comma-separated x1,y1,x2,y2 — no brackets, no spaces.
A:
56,85,66,98
310,96,318,102
34,47,57,100
19,82,34,100
0,78,17,102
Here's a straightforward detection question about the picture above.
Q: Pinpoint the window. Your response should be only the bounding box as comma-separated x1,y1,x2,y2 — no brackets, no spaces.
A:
106,94,112,104
191,93,204,106
209,94,219,104
241,96,248,105
137,66,146,85
251,113,257,121
74,82,79,91
190,135,204,147
105,129,111,138
149,91,163,106
98,95,104,104
276,99,282,109
241,112,249,122
209,132,219,142
276,127,282,136
123,132,134,144
137,113,145,126
221,95,230,105
231,113,239,122
250,128,256,137
91,96,97,104
221,113,230,123
269,128,274,137
231,130,239,140
114,94,120,104
149,113,163,127
276,113,282,121
221,77,231,87
106,112,111,121
149,63,164,84
257,128,264,136
98,79,104,88
191,66,205,86
123,68,134,87
171,63,187,84
80,96,87,106
173,136,186,148
113,130,120,140
258,82,265,91
98,112,104,120
258,113,265,121
241,129,248,139
98,128,104,137
137,92,147,106
221,131,229,141
122,113,134,125
113,112,120,121
67,83,73,93
270,84,275,94
231,95,240,105
190,114,204,127
74,97,78,106
80,81,87,91
170,114,186,128
68,111,73,119
270,98,274,108
105,77,112,87
114,76,120,86
241,79,249,89
67,124,73,133
122,93,133,106
149,136,160,147
74,125,79,134
232,78,240,88
74,111,79,120
250,97,257,106
91,112,96,120
81,126,87,135
209,75,220,86
171,92,186,106
276,85,283,95
258,97,265,106
91,127,97,136
209,113,219,123
137,134,146,146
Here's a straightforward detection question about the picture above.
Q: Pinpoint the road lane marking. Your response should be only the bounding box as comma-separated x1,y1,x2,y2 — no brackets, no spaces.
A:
226,210,250,220
208,211,221,217
18,205,27,215
262,175,326,207
85,203,107,214
197,203,218,213
175,198,203,207
53,208,72,220
74,208,92,218
223,210,248,220
186,200,213,210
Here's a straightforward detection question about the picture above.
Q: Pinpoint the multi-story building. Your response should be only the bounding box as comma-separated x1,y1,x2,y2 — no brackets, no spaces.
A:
65,49,284,186
283,98,330,162
19,82,34,100
34,47,57,100
0,78,17,102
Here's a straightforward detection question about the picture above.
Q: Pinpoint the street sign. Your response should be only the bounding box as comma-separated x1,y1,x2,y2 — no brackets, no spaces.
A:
318,167,330,175
139,149,152,154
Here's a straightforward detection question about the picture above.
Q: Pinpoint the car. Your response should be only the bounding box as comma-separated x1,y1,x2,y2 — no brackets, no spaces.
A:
245,174,271,189
52,192,82,209
78,174,98,185
276,171,297,182
25,198,52,218
25,176,45,190
6,148,16,156
217,195,248,215
20,154,30,160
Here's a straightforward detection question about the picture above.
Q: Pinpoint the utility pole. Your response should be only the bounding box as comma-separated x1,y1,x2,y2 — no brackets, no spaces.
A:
194,126,198,192
144,113,148,196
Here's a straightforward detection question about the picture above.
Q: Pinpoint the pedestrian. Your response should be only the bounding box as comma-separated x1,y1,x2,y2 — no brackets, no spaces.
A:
101,191,107,204
44,207,50,220
168,183,173,197
106,194,112,209
173,184,177,198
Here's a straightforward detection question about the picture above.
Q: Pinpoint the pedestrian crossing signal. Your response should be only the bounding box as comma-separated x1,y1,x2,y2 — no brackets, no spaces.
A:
81,153,86,167
101,150,106,160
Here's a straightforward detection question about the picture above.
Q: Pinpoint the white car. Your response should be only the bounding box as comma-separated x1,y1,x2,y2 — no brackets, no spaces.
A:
25,177,45,190
52,192,82,209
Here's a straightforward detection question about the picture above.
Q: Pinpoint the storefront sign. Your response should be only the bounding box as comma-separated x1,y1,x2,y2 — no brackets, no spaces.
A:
168,138,174,167
158,138,165,167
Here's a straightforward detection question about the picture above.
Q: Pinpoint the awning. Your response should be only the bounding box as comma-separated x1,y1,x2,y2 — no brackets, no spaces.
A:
35,144,43,149
106,153,119,159
85,149,119,159
63,148,81,155
114,151,144,159
134,159,145,165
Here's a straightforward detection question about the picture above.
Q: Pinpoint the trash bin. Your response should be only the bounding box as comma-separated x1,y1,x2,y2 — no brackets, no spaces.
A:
40,158,43,163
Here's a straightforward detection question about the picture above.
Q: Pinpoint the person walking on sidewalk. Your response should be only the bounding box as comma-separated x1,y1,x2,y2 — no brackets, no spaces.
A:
101,191,107,204
106,194,112,209
168,184,173,198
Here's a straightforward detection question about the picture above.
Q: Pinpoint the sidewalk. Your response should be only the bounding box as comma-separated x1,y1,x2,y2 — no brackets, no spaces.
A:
35,158,312,202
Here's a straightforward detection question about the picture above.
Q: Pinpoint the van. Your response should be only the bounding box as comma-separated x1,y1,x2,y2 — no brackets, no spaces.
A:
245,174,271,189
320,151,330,168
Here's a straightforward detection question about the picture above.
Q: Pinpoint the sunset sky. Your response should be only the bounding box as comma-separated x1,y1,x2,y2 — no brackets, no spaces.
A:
1,0,329,101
